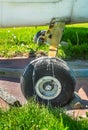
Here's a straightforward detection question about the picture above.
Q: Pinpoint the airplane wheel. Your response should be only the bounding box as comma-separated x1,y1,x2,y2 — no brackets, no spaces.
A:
21,57,76,106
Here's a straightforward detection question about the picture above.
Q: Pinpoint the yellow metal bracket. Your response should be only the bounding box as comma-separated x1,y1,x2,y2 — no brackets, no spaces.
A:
46,18,65,57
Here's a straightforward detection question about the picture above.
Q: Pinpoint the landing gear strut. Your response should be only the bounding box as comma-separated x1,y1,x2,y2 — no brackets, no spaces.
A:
21,19,76,106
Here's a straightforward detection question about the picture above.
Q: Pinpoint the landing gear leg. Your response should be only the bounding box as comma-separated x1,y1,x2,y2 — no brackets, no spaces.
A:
21,19,76,107
47,18,65,57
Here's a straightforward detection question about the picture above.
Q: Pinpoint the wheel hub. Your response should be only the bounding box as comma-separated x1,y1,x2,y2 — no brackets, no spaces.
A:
43,81,54,91
44,85,52,91
35,76,62,100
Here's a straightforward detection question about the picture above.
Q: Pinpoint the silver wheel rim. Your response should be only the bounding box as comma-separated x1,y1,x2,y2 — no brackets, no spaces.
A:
35,76,62,100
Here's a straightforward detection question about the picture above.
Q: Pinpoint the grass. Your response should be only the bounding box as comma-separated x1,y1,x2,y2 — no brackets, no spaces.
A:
0,26,49,58
0,100,88,130
67,23,88,28
60,42,88,60
61,23,88,60
0,23,88,59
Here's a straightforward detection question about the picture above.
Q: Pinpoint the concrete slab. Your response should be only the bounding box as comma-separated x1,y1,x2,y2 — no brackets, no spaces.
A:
0,58,88,78
0,78,27,107
67,60,88,78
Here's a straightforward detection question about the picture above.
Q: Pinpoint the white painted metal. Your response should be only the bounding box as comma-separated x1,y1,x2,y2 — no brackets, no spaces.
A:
2,0,59,2
0,0,88,27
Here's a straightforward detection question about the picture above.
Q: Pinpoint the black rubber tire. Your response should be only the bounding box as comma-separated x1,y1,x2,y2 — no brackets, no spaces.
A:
21,57,76,106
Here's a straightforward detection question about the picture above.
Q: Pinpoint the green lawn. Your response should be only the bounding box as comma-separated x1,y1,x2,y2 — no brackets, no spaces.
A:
67,23,88,28
0,100,88,130
0,23,88,59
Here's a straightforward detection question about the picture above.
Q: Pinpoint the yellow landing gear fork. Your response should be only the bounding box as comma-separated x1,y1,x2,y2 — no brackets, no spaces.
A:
47,18,65,57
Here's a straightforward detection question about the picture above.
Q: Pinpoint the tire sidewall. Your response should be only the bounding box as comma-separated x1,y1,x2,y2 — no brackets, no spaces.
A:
21,57,75,106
